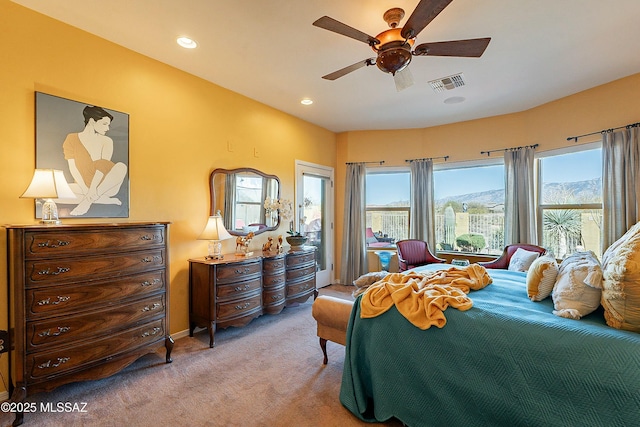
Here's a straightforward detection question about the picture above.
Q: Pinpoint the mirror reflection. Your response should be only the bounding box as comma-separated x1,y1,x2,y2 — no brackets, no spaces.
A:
210,168,280,236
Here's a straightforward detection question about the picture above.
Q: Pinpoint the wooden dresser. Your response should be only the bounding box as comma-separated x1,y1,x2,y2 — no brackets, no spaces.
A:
6,222,173,425
189,247,315,347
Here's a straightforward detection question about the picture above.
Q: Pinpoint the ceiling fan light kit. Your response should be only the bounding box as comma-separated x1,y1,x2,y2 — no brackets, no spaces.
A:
313,0,490,89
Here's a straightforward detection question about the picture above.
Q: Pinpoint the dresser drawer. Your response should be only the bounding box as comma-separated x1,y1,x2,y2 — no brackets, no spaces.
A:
286,251,315,268
216,260,262,284
263,256,285,273
26,270,165,318
286,264,316,281
27,294,166,350
25,249,166,287
263,287,286,306
216,277,262,300
287,277,316,299
262,272,285,287
24,226,166,259
216,292,262,320
27,319,166,381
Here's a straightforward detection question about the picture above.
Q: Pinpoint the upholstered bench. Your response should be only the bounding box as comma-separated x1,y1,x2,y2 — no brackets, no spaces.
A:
311,295,354,364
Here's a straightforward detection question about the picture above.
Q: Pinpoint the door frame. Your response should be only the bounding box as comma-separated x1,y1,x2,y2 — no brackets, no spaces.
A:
295,160,335,287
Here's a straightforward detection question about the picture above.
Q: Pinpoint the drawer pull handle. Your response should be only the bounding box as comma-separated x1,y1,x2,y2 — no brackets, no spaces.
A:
38,357,70,369
37,240,70,248
141,327,162,337
235,302,251,310
141,278,161,287
37,267,70,276
140,235,155,241
38,326,71,337
234,284,251,292
141,256,162,263
234,268,251,274
142,303,162,312
37,295,70,306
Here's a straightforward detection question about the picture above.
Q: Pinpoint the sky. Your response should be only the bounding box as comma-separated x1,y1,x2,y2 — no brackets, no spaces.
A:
366,148,602,205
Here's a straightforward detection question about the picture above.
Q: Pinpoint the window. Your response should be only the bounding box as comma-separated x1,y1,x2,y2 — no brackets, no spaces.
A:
365,170,410,247
433,162,505,255
537,145,602,258
234,174,264,228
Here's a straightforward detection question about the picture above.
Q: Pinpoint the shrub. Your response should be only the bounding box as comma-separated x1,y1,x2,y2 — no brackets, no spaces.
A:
456,233,486,252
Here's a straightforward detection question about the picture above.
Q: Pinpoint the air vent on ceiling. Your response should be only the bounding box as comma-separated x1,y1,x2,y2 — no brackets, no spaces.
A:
429,73,466,93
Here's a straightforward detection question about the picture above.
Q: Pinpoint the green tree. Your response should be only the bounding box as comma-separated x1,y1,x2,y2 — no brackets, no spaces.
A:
456,233,486,252
543,209,582,257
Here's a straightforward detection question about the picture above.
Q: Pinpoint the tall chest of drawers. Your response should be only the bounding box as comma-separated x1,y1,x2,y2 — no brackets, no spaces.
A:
6,222,173,425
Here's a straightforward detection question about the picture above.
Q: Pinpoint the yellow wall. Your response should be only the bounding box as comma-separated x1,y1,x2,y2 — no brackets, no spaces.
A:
0,0,336,394
2,0,640,398
334,73,640,279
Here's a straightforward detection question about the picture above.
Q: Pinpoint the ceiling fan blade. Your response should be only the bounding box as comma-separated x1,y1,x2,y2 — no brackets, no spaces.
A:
313,16,379,46
393,67,414,92
413,38,491,57
322,58,375,81
401,0,454,39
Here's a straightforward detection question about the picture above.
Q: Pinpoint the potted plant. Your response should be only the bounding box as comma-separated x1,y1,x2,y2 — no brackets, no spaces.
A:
277,200,307,249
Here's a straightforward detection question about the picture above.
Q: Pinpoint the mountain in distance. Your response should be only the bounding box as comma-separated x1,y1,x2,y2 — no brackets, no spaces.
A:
432,177,602,206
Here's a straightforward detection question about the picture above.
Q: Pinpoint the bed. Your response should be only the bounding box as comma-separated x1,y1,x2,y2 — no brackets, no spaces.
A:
339,264,640,426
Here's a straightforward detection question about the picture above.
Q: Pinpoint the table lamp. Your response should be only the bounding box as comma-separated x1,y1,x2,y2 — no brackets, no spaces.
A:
198,210,233,259
21,169,76,224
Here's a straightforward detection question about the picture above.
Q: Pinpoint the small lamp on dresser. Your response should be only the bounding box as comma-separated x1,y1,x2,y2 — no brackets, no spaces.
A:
198,210,233,259
20,168,76,224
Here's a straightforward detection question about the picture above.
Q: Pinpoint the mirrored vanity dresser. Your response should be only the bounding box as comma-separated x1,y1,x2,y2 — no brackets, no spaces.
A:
188,247,316,348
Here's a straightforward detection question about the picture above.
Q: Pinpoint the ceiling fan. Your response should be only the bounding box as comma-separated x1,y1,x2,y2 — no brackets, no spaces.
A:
312,0,491,91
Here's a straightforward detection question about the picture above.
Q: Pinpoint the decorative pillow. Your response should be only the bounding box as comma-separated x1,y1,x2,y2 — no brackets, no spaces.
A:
526,255,559,301
601,221,640,332
508,248,540,272
551,251,603,320
352,271,389,297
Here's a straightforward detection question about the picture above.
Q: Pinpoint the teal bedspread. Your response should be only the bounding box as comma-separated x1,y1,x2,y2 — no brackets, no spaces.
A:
340,265,640,426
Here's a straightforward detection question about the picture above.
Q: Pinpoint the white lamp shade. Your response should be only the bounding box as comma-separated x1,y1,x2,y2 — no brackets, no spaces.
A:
198,213,233,241
21,169,76,200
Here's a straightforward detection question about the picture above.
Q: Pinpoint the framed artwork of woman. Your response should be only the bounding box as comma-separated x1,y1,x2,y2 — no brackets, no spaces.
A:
34,92,129,218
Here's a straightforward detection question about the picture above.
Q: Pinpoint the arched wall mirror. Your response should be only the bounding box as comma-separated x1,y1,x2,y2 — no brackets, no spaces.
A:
209,168,280,236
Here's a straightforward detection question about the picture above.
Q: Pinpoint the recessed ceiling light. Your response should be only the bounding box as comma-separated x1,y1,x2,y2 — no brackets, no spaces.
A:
300,98,313,106
443,96,465,105
177,37,197,49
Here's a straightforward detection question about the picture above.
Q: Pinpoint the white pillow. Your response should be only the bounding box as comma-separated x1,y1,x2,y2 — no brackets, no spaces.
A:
552,251,603,320
508,248,540,272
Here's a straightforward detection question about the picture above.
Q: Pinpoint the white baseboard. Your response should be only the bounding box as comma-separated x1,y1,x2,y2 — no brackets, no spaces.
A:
171,329,190,341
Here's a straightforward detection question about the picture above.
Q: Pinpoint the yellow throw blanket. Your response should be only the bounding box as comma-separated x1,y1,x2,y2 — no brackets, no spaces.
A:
360,264,492,330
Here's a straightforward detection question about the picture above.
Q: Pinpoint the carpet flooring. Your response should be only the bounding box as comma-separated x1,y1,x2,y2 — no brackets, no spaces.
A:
1,286,401,427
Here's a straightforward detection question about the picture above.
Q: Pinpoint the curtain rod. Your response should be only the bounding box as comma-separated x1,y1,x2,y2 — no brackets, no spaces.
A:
345,160,385,165
567,121,640,142
404,155,449,163
480,143,539,157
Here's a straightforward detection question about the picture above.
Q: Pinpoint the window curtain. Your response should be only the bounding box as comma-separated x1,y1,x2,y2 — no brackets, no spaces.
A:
602,126,640,249
504,146,537,245
340,163,367,286
409,159,436,249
